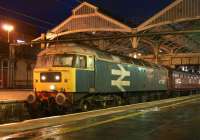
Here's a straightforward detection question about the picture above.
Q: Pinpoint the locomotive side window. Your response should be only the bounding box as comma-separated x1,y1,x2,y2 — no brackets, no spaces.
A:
87,56,94,69
75,55,87,68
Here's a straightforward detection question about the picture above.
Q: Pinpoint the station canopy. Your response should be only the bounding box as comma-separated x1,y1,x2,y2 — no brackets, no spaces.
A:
34,0,200,57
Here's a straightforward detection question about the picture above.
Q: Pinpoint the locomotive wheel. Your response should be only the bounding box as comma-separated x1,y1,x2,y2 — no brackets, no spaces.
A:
156,93,161,100
47,98,59,115
26,102,41,118
101,101,107,108
56,105,66,114
114,96,123,106
80,101,90,112
140,95,148,102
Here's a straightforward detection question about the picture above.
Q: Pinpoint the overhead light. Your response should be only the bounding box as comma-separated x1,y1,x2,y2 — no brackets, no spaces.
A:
17,40,25,44
2,24,14,32
2,24,14,43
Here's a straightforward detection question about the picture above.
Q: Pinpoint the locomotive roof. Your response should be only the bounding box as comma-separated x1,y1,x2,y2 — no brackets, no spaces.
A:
38,43,165,69
38,43,98,56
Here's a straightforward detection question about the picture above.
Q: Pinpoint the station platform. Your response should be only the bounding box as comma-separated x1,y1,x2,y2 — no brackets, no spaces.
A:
0,94,200,139
0,90,31,124
0,89,32,101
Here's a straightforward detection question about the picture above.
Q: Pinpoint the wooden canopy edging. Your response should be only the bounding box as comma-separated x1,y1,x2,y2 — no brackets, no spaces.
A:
47,2,132,40
142,53,200,66
137,0,200,32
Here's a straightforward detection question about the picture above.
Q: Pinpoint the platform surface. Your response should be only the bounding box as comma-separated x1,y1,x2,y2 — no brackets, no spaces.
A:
57,99,200,140
0,95,200,140
0,89,32,101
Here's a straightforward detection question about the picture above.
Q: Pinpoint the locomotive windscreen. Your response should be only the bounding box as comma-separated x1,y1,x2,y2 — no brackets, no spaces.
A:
36,54,75,68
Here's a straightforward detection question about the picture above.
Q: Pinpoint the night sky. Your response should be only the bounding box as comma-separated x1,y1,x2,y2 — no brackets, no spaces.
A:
0,0,172,33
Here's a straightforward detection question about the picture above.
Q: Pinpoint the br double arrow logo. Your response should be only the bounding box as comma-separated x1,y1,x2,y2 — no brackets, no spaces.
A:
111,64,131,92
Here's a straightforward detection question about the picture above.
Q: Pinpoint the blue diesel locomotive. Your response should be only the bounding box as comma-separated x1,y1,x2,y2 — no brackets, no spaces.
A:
27,43,200,114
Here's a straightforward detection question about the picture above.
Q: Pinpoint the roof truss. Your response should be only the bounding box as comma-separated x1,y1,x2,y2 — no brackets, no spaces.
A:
137,0,200,32
48,2,131,40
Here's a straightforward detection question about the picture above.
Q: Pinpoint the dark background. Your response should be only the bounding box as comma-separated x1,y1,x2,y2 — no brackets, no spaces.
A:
0,0,172,32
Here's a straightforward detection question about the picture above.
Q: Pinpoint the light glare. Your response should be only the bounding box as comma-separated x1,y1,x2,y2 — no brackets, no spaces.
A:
2,24,14,32
41,75,46,80
17,40,25,44
55,75,60,80
50,85,56,90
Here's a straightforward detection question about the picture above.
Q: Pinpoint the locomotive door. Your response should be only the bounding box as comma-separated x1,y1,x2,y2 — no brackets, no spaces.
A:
75,55,95,92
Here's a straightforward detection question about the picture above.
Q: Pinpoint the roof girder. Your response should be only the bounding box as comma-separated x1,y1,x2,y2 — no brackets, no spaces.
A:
137,0,200,32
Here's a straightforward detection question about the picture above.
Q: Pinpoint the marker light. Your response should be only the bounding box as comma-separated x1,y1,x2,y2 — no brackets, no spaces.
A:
50,85,56,90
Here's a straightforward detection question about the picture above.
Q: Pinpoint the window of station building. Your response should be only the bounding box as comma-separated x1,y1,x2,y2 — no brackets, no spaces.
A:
119,58,130,64
132,59,144,66
174,73,179,78
98,52,113,61
3,60,8,68
75,55,87,68
141,61,153,68
87,56,94,69
150,63,158,68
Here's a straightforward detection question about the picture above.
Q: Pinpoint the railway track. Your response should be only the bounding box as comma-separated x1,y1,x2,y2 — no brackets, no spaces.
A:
0,94,200,139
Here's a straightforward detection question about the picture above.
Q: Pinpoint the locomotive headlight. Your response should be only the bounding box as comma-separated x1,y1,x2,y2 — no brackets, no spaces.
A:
55,75,60,81
50,85,56,90
41,75,46,81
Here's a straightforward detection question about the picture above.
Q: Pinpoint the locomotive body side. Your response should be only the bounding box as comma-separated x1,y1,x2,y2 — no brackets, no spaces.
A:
94,58,168,93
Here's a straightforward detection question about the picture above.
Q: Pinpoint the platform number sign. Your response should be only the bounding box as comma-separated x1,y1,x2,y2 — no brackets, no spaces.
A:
111,64,130,92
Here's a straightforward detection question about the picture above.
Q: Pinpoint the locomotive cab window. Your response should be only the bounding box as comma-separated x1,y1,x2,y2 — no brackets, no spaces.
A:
37,54,75,68
87,56,94,69
75,55,87,68
53,54,74,67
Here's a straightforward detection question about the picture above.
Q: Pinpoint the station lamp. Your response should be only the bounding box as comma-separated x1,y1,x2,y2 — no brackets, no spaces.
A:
2,24,14,43
137,53,142,57
17,39,25,44
133,54,137,59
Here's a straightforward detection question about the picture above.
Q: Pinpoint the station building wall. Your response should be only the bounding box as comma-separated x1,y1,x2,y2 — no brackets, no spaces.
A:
0,43,39,89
